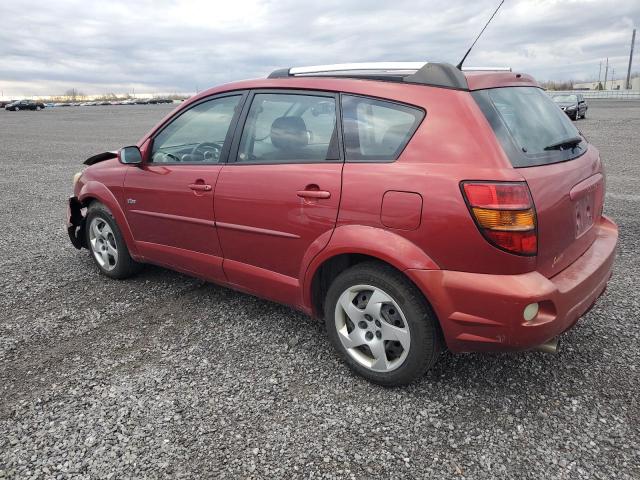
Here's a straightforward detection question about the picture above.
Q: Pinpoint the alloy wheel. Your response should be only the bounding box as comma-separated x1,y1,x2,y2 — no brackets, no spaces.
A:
334,284,411,373
88,217,118,271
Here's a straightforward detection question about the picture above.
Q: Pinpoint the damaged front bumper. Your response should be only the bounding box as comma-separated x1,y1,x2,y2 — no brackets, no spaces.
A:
67,196,86,249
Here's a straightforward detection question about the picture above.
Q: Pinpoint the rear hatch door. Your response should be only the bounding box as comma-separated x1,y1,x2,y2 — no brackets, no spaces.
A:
472,86,605,277
518,148,604,277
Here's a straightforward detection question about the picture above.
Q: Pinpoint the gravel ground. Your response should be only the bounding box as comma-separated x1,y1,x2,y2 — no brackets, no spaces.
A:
0,101,638,479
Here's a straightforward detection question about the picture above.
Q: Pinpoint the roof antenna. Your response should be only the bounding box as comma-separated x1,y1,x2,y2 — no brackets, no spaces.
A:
456,0,505,70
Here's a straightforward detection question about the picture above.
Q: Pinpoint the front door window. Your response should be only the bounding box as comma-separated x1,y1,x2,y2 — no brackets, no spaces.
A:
151,95,242,164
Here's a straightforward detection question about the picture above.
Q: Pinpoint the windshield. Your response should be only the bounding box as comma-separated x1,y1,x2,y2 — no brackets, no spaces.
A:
552,94,577,103
472,86,586,167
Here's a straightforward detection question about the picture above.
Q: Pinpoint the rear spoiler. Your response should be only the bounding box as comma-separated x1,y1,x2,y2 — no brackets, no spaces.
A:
84,151,118,165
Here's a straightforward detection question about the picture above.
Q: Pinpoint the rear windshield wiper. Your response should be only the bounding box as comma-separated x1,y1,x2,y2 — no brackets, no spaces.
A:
544,136,583,151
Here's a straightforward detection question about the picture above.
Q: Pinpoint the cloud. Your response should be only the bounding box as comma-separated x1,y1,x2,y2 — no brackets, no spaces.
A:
0,0,638,96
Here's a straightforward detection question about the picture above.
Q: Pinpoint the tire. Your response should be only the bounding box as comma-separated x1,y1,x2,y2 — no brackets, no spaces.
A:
84,202,142,279
15,106,19,111
324,261,441,387
36,106,41,111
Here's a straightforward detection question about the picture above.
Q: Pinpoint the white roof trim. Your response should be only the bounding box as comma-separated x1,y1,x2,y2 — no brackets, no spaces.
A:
289,62,427,75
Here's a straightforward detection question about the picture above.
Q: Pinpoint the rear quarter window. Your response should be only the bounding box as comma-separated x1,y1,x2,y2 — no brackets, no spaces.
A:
341,95,424,162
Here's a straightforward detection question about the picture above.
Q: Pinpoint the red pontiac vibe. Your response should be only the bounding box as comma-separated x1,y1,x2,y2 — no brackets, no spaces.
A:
68,63,618,386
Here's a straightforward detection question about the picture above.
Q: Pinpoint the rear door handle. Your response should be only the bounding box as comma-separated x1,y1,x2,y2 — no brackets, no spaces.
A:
297,190,331,199
189,183,212,192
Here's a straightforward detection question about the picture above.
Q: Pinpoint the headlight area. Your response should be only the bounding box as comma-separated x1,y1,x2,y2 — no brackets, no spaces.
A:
73,171,83,188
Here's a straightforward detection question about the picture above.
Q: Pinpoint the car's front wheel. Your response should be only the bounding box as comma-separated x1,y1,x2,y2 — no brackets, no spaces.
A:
324,262,441,386
85,202,141,279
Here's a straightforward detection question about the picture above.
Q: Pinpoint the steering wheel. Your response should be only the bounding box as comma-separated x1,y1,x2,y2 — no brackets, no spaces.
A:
153,151,182,163
191,142,222,162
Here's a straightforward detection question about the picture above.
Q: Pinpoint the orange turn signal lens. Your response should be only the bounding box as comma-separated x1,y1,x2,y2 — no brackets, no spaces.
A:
471,207,536,231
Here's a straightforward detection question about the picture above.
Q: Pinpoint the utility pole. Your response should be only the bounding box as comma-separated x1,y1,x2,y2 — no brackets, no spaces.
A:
626,29,636,90
604,57,609,90
598,60,602,83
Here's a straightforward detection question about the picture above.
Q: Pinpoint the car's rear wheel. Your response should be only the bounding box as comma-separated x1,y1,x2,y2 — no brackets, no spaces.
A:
15,106,19,111
324,261,441,386
85,202,141,279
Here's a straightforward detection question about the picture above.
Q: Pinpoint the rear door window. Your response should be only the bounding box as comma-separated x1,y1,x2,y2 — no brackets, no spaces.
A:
236,93,339,164
473,86,586,167
341,95,424,162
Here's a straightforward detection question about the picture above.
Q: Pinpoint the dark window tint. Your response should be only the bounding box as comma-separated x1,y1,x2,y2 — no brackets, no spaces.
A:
473,87,586,167
341,95,424,162
151,95,241,164
237,93,338,163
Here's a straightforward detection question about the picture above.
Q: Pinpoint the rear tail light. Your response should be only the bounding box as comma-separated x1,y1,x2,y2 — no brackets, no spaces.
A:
461,181,537,256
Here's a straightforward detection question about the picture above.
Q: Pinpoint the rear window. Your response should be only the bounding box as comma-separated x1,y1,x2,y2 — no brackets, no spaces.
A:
472,87,587,167
341,95,424,162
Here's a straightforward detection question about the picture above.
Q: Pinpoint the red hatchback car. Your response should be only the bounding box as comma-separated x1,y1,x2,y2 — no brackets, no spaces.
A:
68,62,618,386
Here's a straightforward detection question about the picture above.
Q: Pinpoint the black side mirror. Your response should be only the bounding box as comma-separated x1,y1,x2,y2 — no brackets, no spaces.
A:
119,146,142,165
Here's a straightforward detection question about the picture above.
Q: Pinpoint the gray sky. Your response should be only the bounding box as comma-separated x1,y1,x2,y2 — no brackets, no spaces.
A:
1,0,638,96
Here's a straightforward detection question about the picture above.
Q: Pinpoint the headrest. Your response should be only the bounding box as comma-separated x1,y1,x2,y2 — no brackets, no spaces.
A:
271,116,308,151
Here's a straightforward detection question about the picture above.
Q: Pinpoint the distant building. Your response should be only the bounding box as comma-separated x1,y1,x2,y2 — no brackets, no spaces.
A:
573,77,640,91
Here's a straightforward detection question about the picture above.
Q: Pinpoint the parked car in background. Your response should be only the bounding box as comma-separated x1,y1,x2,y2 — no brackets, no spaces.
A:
67,62,617,386
5,99,45,111
0,99,17,108
551,93,588,120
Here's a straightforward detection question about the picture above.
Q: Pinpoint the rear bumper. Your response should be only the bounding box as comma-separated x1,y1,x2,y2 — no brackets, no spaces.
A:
67,196,86,249
407,216,618,353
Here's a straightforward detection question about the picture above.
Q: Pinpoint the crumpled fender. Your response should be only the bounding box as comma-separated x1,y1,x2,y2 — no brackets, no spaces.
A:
78,180,140,259
301,224,440,310
83,151,118,165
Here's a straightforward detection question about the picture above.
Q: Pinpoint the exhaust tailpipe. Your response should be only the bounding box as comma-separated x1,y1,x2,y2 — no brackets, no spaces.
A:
535,336,559,354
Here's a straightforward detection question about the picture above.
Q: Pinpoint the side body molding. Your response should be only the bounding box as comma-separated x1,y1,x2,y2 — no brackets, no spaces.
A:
78,180,141,260
301,225,440,312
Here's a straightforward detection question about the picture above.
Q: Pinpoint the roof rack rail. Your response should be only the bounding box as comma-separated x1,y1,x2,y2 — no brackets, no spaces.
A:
289,62,427,75
267,62,469,90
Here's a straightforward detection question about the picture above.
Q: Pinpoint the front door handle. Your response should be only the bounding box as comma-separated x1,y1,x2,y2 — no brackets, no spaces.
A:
189,183,212,192
297,188,331,199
